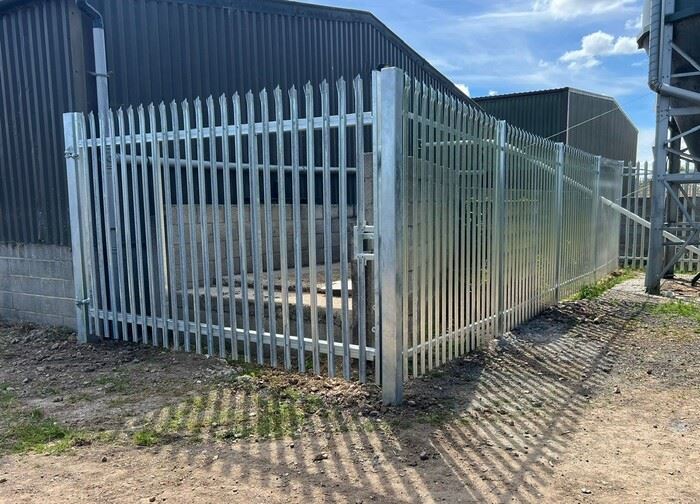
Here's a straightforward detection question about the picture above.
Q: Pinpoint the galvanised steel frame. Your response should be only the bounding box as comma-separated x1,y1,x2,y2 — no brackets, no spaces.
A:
645,0,700,292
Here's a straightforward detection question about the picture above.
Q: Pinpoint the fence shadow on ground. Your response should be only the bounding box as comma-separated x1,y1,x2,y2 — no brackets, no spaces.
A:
121,297,645,503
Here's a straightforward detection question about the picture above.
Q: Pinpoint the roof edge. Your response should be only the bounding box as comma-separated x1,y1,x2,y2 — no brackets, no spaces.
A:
473,87,569,101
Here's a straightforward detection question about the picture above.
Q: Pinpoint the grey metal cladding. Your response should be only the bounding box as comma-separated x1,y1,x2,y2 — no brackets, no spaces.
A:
473,89,569,144
567,89,638,165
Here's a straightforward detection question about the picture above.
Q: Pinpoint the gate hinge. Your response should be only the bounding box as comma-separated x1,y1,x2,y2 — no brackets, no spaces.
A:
75,297,91,307
354,224,375,262
64,149,79,160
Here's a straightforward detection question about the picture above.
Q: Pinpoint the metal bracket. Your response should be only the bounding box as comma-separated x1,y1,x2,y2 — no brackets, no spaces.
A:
353,224,375,262
75,297,91,307
87,70,112,79
64,149,79,160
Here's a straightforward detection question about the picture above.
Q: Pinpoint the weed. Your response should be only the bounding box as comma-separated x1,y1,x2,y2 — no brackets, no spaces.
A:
572,269,637,300
66,392,94,404
0,386,14,407
133,429,160,447
95,374,131,393
0,408,83,455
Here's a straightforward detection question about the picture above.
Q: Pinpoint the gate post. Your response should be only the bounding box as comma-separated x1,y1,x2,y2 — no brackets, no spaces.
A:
376,67,405,405
63,113,89,343
495,121,507,336
554,143,565,302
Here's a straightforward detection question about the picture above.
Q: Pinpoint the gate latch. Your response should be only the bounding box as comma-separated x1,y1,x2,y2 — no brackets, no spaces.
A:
75,297,91,307
353,224,375,263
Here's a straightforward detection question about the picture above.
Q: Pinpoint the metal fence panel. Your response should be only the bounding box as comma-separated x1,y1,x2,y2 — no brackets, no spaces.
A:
373,69,625,402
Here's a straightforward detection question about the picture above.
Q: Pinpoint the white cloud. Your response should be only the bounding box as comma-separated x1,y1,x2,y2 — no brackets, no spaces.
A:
456,83,471,96
625,15,643,31
560,31,642,69
533,0,637,20
488,90,498,96
462,0,637,30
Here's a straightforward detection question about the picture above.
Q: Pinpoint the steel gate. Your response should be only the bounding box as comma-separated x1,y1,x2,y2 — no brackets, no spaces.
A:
64,75,379,383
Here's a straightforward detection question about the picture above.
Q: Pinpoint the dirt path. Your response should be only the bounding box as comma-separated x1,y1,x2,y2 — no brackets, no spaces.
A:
0,275,699,503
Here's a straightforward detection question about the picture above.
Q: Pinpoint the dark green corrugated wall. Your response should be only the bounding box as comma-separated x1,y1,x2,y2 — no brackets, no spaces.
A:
1,0,476,247
474,88,638,165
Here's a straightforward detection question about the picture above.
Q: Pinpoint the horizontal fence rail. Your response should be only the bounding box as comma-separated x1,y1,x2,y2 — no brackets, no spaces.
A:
620,160,700,272
64,76,378,383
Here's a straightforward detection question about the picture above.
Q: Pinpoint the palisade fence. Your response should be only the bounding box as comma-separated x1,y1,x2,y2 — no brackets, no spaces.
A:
620,161,700,272
64,67,623,405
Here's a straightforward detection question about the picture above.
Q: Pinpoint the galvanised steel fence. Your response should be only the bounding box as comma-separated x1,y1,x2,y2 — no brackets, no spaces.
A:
378,69,623,402
64,67,624,405
620,161,700,272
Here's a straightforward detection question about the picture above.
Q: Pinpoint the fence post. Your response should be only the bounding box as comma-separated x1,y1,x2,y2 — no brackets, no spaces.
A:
591,156,601,281
376,67,405,405
63,113,89,344
495,121,507,336
554,143,565,302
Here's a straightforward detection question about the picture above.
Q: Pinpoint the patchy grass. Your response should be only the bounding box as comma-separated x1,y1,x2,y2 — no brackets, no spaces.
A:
131,385,343,446
0,384,87,455
95,374,131,393
133,429,160,447
0,386,14,408
572,269,637,300
0,408,86,455
653,300,700,324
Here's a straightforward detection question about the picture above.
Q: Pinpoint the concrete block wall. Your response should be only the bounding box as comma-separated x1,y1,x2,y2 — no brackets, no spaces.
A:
169,203,356,287
0,243,76,328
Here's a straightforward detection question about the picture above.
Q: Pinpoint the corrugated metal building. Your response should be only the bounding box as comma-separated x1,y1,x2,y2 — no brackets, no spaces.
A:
0,0,474,327
474,87,638,165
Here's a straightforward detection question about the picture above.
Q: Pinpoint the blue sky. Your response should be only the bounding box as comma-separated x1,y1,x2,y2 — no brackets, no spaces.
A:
299,0,654,163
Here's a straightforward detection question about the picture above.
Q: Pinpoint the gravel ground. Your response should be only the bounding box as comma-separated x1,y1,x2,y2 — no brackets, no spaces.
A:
0,273,698,503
